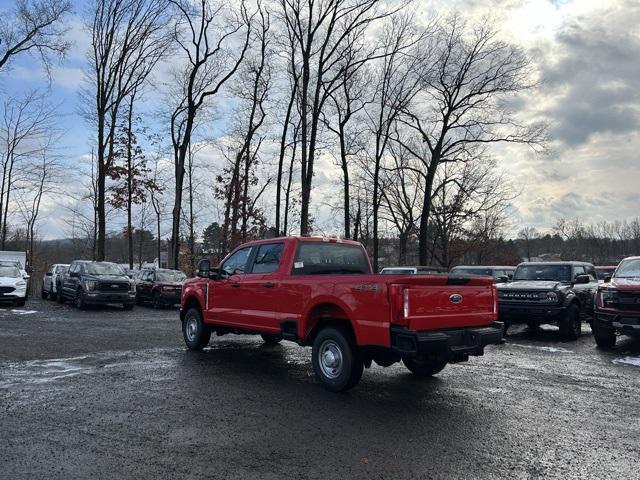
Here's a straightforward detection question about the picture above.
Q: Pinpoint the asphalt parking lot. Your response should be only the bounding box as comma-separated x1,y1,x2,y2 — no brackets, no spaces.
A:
1,299,639,479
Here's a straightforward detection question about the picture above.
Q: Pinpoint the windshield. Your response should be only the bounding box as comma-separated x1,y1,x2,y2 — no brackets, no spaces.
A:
0,265,21,278
292,242,369,275
156,270,187,282
513,264,572,282
381,268,415,275
614,259,640,278
452,268,493,276
85,262,126,276
596,267,616,280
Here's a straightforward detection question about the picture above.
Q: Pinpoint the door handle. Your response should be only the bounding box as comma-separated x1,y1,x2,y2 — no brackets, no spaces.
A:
263,282,275,288
230,282,240,288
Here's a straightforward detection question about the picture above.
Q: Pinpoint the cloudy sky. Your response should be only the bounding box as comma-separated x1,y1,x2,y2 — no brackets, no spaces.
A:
1,0,639,239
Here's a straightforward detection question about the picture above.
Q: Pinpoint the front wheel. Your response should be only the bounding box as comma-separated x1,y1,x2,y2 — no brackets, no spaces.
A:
182,307,211,350
41,286,48,299
14,298,26,307
152,291,162,309
75,290,86,310
559,304,581,341
403,357,447,377
57,286,65,304
593,322,616,349
312,327,363,392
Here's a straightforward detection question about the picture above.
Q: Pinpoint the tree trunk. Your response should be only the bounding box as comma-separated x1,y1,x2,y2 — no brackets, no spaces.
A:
126,97,134,270
338,124,350,239
418,164,438,265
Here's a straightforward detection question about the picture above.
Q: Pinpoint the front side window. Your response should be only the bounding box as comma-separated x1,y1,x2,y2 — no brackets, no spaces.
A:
615,259,640,278
292,242,369,275
513,265,572,282
251,243,284,274
220,247,252,278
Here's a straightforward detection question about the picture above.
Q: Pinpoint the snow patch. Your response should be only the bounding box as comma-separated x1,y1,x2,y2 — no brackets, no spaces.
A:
510,343,574,354
10,310,38,315
612,357,640,367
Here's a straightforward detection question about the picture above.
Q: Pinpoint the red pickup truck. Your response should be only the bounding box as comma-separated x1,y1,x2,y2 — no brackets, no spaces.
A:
180,236,502,391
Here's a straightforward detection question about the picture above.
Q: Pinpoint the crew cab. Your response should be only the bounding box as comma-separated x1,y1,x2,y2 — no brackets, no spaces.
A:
498,261,598,340
58,261,136,310
180,237,502,391
593,256,640,348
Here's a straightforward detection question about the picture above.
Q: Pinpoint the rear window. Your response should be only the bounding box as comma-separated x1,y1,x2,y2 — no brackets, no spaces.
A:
381,268,415,275
292,242,369,275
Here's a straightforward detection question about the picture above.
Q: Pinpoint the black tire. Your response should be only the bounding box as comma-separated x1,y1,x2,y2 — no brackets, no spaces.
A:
123,303,134,311
57,286,65,304
260,333,282,345
502,320,510,337
152,291,162,309
135,294,142,306
14,298,26,307
593,323,616,349
402,357,447,377
311,326,363,392
527,320,540,330
559,303,581,341
182,307,211,350
75,289,86,310
50,287,58,302
41,285,47,299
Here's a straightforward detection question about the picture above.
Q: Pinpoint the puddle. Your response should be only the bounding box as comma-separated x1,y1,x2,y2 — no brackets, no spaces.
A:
0,356,94,388
612,357,640,367
509,343,574,354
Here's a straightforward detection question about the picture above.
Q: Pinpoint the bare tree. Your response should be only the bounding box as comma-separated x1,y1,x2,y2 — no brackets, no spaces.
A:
279,0,405,236
398,15,547,265
168,0,252,268
518,226,539,261
85,0,171,261
0,91,57,248
0,0,72,74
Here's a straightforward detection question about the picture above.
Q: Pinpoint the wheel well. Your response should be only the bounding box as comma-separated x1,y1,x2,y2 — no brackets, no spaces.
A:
304,303,355,344
181,296,202,321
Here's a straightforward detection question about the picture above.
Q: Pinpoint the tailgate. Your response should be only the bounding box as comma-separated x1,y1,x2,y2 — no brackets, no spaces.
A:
394,276,497,331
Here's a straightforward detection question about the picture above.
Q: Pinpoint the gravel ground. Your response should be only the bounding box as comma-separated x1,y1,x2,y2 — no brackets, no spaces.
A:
1,299,639,479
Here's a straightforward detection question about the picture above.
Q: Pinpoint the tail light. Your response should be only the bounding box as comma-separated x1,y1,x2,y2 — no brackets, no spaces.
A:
492,284,498,319
390,284,409,326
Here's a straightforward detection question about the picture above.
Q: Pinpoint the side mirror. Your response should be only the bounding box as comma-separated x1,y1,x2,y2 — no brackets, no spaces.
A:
209,268,219,280
604,275,612,283
23,274,30,280
497,275,509,283
575,274,590,284
196,259,210,278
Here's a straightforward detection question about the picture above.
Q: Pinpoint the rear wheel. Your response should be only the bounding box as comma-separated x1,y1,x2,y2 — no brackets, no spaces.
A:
402,357,447,377
260,334,282,345
593,322,616,349
559,304,581,340
312,326,363,392
182,307,211,350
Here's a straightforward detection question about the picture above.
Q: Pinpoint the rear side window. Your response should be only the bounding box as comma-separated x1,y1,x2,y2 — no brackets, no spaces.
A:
292,242,369,275
251,243,284,274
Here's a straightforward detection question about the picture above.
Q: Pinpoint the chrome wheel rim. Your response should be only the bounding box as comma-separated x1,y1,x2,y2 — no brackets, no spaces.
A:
186,316,198,342
319,340,343,379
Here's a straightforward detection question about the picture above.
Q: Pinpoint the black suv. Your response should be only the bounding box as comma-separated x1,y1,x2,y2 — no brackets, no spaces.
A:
58,261,136,310
450,265,515,284
497,262,598,340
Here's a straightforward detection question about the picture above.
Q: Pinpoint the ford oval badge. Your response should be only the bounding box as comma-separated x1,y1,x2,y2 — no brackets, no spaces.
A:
449,293,463,304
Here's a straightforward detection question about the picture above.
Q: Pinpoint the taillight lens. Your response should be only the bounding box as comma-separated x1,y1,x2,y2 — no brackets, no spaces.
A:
390,285,409,326
492,285,498,319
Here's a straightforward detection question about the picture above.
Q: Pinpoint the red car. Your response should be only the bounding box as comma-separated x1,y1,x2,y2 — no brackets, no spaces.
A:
180,236,502,391
593,256,640,348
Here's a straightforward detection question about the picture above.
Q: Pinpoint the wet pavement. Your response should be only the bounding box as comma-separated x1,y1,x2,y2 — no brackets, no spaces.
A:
1,299,639,479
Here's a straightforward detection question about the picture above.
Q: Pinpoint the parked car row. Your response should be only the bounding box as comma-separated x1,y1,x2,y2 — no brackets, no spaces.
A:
39,260,187,310
382,257,640,347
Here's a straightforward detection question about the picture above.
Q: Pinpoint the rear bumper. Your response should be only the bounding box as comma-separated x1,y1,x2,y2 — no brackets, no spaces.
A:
84,291,136,305
390,322,503,361
499,304,566,324
595,312,640,337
